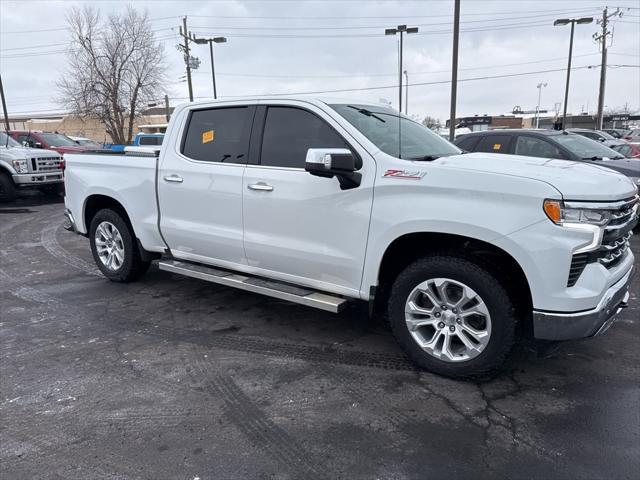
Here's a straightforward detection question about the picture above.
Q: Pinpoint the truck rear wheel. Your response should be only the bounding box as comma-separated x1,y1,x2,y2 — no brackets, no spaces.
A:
387,255,516,378
0,172,17,202
89,209,150,282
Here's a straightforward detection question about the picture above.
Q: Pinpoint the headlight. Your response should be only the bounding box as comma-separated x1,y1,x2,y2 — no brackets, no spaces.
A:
12,159,28,173
543,199,611,226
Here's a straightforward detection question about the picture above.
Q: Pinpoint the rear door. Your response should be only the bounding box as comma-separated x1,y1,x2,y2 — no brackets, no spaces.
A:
473,134,513,154
158,104,256,266
241,102,375,296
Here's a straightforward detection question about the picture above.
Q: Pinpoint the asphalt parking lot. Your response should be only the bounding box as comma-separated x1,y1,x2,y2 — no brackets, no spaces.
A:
1,192,639,480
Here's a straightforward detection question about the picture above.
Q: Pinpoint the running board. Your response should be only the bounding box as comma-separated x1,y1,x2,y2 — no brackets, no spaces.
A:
158,260,348,313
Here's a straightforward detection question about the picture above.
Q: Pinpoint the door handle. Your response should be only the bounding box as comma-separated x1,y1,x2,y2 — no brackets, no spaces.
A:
164,175,183,183
247,183,273,192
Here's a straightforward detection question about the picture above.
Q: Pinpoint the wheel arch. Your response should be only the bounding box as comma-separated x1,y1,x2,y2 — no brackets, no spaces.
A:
376,232,533,329
83,194,159,262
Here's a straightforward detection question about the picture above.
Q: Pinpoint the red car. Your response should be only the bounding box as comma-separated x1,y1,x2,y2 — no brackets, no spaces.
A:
611,142,640,159
8,131,91,155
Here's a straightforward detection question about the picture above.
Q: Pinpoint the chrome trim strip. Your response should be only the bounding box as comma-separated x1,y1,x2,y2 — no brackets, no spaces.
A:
564,195,638,210
159,260,348,313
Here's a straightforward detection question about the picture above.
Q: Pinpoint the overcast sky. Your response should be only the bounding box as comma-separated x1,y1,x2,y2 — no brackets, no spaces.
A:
1,0,639,122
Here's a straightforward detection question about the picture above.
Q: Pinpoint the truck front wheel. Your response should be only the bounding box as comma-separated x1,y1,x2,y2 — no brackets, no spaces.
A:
89,209,150,282
0,172,17,202
387,255,517,378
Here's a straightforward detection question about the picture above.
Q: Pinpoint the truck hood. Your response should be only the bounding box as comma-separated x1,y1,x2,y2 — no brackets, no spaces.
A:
438,153,638,201
0,145,61,159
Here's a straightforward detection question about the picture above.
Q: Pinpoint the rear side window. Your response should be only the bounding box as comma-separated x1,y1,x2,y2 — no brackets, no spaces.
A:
455,135,480,151
514,136,564,159
182,107,254,163
139,136,163,146
474,135,512,153
260,107,348,168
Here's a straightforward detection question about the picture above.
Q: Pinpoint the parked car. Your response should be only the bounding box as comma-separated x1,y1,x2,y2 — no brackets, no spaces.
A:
0,131,64,201
623,129,640,142
601,128,632,139
566,128,627,147
69,136,103,149
611,142,640,159
63,98,637,378
455,129,640,187
8,131,91,155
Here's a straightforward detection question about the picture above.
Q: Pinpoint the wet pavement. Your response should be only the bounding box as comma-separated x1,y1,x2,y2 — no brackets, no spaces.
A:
1,192,639,479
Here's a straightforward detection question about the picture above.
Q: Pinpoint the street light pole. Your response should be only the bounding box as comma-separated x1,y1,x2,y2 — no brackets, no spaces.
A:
449,0,461,142
404,70,409,114
194,36,227,99
385,25,418,113
535,82,547,129
554,17,593,130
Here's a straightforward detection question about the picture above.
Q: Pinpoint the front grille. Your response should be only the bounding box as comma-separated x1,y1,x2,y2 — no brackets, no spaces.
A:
32,156,62,172
568,252,589,287
566,196,638,286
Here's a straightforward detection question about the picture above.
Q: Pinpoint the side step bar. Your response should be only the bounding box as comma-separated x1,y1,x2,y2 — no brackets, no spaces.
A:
158,260,348,313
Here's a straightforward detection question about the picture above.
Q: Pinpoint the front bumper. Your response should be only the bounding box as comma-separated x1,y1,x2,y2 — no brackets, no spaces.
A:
13,172,63,186
533,266,634,340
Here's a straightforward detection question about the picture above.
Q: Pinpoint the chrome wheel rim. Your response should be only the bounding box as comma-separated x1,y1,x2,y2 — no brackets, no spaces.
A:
404,278,492,362
94,221,125,271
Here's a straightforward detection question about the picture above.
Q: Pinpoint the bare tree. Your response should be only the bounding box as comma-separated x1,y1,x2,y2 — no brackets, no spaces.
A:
58,6,165,144
422,116,442,130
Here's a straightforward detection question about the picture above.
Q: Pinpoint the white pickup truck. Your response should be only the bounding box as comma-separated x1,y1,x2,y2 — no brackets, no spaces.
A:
63,97,638,377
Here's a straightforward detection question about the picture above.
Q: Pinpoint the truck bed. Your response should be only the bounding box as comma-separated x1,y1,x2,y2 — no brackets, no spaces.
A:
63,150,166,252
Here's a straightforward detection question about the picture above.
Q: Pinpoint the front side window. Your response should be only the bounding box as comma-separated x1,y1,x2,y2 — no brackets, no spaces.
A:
475,135,511,153
331,104,460,160
260,107,348,168
182,106,254,163
514,136,564,159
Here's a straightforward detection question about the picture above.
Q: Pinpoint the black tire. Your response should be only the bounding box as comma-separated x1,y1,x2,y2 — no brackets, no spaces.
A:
387,255,517,378
89,208,150,282
0,172,17,202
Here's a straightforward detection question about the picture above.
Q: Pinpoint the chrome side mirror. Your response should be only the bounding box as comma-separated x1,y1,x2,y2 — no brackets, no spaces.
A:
305,148,361,190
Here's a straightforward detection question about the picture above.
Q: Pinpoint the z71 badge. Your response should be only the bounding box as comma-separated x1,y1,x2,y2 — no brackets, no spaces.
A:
383,169,426,180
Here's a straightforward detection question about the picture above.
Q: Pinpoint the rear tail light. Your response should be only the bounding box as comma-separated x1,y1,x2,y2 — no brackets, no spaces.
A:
60,159,65,171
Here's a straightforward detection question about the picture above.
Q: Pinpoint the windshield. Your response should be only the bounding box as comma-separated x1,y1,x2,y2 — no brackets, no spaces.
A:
553,133,624,160
39,133,78,147
331,104,461,160
0,132,21,147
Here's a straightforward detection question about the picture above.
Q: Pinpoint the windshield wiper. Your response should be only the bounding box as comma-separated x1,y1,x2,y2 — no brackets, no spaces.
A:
582,156,603,161
347,105,386,123
408,154,440,161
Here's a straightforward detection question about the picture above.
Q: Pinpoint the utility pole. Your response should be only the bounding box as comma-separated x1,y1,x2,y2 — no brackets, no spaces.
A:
179,17,194,102
449,0,460,142
594,7,622,130
164,94,170,122
0,75,10,132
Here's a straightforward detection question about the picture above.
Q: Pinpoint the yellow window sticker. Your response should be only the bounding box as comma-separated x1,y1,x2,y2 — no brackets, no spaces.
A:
493,143,501,150
202,130,215,144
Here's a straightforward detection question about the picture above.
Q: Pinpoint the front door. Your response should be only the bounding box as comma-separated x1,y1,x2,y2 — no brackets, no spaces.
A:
158,104,255,267
242,104,375,296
